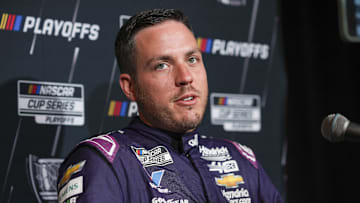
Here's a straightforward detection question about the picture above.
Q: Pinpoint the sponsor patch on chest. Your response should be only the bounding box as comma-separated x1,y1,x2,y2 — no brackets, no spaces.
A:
131,146,174,167
152,197,189,203
215,173,245,189
199,145,232,161
58,176,83,203
222,188,252,203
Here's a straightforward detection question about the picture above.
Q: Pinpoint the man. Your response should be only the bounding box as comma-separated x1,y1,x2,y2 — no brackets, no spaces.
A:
57,8,282,203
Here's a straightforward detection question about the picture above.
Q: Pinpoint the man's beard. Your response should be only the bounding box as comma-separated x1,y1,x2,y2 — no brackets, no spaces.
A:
134,82,206,134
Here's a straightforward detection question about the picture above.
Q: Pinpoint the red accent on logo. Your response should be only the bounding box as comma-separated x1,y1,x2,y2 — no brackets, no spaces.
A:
114,101,122,116
6,14,15,30
32,85,38,94
201,38,208,52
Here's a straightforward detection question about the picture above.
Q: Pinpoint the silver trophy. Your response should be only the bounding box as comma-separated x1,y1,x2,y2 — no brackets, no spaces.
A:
27,154,64,203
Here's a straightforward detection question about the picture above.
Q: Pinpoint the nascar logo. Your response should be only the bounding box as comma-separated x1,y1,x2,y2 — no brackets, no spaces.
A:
0,13,23,31
131,146,174,168
214,96,228,106
27,84,75,97
213,96,257,107
197,37,269,59
108,100,138,117
1,12,100,41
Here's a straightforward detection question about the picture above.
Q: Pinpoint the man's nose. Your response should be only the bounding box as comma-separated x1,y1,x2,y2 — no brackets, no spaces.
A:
175,63,194,86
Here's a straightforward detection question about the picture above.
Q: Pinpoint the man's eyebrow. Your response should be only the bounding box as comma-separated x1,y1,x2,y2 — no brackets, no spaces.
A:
186,48,202,56
145,55,172,67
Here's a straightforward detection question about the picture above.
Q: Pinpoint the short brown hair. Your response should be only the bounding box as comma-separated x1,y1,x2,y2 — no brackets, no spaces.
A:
114,8,193,77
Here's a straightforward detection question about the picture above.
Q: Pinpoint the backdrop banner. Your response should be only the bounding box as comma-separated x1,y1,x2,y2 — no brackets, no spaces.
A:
0,0,286,202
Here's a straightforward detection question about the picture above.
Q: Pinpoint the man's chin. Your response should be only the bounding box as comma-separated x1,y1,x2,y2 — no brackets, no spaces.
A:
176,113,203,132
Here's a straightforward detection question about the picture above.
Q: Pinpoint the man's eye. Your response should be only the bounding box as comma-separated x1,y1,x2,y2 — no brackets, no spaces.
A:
188,57,198,64
155,63,169,70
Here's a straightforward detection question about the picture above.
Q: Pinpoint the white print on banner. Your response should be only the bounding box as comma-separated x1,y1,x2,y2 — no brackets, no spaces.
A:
131,146,174,168
199,145,232,162
208,160,239,174
222,188,251,203
197,37,269,60
17,80,85,126
152,197,189,203
23,16,100,41
217,0,247,7
22,16,100,41
0,12,100,41
210,93,261,132
119,15,131,28
58,176,83,203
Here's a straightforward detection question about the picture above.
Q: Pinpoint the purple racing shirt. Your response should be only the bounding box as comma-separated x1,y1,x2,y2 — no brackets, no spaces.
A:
57,117,283,203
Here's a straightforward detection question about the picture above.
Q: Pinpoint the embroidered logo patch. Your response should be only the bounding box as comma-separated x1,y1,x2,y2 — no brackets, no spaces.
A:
131,146,173,167
58,176,83,203
215,173,244,189
208,160,239,174
58,160,86,189
199,145,232,161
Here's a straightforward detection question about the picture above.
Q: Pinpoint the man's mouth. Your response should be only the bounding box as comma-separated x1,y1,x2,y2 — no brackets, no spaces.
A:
175,94,198,105
182,96,194,101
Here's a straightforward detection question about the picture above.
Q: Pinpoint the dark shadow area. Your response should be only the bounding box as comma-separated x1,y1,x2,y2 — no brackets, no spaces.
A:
280,1,360,202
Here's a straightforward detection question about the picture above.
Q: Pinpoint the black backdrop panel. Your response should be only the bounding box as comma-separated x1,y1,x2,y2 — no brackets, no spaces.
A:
0,0,286,202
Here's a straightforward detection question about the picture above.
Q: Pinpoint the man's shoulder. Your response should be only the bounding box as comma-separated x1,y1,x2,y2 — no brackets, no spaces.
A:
199,135,258,169
76,129,140,162
77,130,123,163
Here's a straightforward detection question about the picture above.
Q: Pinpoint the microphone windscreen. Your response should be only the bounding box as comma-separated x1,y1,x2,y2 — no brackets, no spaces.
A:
321,113,349,142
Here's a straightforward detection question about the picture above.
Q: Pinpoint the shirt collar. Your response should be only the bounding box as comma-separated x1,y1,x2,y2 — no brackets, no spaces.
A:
127,117,199,154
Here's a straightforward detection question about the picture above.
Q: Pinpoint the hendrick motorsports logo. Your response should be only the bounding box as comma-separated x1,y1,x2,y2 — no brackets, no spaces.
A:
199,145,232,162
17,80,85,126
197,37,269,60
0,12,100,41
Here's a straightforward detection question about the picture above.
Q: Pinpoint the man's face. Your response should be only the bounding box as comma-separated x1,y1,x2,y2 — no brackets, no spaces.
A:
132,20,208,133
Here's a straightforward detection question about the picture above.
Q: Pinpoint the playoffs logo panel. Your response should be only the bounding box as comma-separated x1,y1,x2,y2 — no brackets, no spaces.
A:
18,80,85,126
211,93,261,132
0,11,100,41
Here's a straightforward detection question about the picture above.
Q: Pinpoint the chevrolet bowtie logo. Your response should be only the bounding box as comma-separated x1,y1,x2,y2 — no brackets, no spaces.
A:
215,173,244,188
58,160,86,189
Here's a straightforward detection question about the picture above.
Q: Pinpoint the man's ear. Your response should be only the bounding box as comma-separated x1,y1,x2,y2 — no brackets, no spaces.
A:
119,73,136,101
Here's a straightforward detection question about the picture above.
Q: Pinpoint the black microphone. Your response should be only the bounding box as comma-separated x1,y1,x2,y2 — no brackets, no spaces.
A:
321,113,360,142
